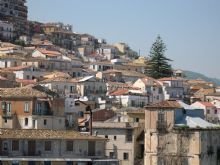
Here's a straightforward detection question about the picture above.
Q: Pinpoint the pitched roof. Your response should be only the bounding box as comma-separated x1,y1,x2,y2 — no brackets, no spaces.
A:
141,77,161,87
4,65,32,71
109,89,129,96
0,76,8,81
0,129,106,141
43,71,71,79
205,92,220,96
40,77,78,83
0,47,16,51
145,100,182,109
158,77,180,81
37,49,61,57
198,102,215,107
16,79,37,85
0,85,57,98
105,69,145,78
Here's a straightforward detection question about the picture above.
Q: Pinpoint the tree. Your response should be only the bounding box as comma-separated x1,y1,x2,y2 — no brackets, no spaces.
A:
145,35,173,79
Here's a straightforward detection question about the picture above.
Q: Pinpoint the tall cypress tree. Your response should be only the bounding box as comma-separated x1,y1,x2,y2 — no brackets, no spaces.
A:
145,35,173,79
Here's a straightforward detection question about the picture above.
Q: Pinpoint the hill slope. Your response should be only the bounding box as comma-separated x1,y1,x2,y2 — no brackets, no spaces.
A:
184,71,220,86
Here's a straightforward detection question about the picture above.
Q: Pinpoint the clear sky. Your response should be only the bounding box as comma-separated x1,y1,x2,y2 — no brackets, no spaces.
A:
27,0,220,78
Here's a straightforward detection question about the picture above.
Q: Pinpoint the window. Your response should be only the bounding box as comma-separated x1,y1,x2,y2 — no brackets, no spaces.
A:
45,141,51,151
135,118,139,123
157,95,160,100
36,103,42,114
158,111,165,121
44,119,47,126
24,102,29,113
75,102,80,106
159,87,163,94
78,111,84,118
98,65,101,70
126,130,133,142
26,75,30,79
66,141,73,151
207,110,210,114
25,118,28,126
131,100,135,107
59,119,62,124
215,109,218,114
105,135,108,139
114,136,117,140
140,102,145,108
6,103,11,113
123,152,129,160
12,140,19,151
110,152,115,158
3,142,8,151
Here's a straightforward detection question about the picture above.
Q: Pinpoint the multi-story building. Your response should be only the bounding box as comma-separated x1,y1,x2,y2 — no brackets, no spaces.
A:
92,115,144,165
0,85,68,130
109,89,149,108
76,76,107,101
144,100,220,165
42,22,72,35
42,23,74,50
0,21,14,41
4,65,48,80
133,77,164,104
0,0,28,37
0,129,119,165
191,101,218,123
158,77,185,100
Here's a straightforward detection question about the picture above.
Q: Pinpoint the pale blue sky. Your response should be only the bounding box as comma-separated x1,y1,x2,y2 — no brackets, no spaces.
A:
27,0,220,78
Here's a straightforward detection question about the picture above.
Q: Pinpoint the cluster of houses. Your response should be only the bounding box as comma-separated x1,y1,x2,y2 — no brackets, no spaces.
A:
0,21,220,165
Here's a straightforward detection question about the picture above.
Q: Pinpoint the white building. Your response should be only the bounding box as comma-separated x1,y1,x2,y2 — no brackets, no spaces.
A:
191,101,218,123
109,89,149,108
133,77,164,104
76,76,107,101
93,117,144,165
158,77,185,100
5,65,48,80
0,21,14,41
0,56,23,68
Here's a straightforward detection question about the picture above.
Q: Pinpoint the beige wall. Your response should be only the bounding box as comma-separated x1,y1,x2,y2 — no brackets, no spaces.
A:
145,108,220,165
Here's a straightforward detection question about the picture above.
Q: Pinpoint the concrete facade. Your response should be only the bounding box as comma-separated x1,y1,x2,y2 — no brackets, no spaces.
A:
93,122,144,165
144,101,220,165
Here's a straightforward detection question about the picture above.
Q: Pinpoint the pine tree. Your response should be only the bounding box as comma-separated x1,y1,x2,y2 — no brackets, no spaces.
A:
145,35,173,79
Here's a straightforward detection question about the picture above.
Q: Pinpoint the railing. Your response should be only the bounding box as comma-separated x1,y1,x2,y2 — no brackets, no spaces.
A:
156,121,167,132
2,113,13,119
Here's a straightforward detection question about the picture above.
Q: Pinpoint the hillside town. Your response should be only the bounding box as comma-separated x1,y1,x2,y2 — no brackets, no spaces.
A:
1,1,220,165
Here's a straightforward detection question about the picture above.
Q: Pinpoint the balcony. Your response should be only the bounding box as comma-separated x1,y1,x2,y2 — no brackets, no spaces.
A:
2,113,13,119
156,121,167,132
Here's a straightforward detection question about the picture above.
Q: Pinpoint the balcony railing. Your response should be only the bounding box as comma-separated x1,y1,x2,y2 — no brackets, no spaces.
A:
156,121,167,132
2,113,13,119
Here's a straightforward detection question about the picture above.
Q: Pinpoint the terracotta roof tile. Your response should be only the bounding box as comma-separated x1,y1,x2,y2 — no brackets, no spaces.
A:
0,129,106,140
37,49,61,57
158,77,180,81
3,65,32,71
145,100,182,109
198,102,215,107
0,85,57,98
109,89,129,96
